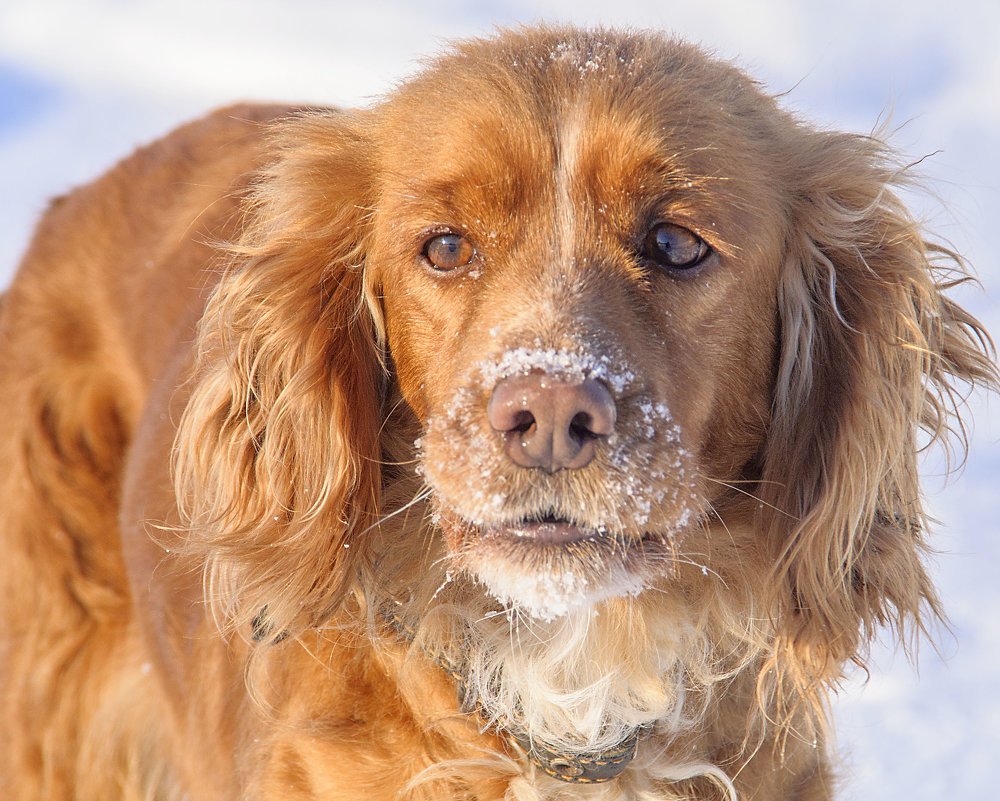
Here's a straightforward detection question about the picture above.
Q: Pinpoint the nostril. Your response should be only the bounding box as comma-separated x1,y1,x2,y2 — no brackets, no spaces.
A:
511,409,535,434
569,412,598,443
571,381,616,438
486,381,538,436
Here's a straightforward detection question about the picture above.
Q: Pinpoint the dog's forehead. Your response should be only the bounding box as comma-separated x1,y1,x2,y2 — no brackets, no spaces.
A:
376,30,791,239
385,32,781,153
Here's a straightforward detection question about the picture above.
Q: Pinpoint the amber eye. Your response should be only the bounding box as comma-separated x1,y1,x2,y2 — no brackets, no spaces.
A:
643,223,710,270
424,233,475,271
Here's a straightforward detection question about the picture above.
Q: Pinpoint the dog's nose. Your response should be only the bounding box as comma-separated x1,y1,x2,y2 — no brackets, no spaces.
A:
487,374,616,472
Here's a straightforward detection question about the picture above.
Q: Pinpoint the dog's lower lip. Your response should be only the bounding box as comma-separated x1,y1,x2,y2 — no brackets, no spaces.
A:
491,520,595,544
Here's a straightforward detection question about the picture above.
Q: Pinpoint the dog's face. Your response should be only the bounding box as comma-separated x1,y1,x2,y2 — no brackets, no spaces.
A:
370,36,788,619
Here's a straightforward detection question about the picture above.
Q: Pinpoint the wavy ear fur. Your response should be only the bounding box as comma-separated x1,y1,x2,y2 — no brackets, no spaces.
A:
174,111,383,644
758,129,997,713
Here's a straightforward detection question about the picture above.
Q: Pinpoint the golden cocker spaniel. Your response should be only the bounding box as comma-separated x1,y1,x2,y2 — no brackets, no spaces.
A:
1,26,995,801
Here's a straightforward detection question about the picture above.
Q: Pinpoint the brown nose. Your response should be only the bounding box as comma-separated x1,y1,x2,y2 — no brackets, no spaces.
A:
486,374,616,472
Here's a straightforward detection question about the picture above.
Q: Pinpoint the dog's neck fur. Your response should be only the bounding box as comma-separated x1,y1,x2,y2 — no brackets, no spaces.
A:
382,600,645,784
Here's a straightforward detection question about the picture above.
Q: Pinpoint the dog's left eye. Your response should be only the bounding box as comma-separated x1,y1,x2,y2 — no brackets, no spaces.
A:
643,223,710,270
424,234,476,271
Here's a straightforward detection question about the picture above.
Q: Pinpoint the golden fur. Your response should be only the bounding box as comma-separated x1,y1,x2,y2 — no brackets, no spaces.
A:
0,27,995,801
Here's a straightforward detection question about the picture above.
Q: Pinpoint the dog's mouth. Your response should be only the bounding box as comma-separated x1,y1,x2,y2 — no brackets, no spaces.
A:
443,507,628,551
488,511,603,545
433,505,664,620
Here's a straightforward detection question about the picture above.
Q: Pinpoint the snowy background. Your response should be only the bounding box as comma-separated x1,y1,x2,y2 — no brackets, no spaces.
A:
1,0,997,797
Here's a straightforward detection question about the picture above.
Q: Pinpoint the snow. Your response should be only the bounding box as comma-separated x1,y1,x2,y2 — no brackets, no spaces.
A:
472,556,645,622
1,1,997,796
478,345,638,394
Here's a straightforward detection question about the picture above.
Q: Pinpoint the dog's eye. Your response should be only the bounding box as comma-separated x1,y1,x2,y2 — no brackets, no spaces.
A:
643,223,710,270
424,234,475,271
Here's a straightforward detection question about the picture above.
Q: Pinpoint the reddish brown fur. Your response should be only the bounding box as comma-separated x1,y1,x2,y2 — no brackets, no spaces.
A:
0,27,995,801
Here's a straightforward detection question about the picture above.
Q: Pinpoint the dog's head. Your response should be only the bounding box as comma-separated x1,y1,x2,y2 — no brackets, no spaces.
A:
368,34,789,624
175,26,994,750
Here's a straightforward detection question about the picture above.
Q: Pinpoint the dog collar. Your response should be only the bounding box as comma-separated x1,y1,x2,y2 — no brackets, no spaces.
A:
382,602,642,784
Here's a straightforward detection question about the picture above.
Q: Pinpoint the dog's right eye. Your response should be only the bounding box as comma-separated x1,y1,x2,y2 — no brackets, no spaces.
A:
424,234,475,271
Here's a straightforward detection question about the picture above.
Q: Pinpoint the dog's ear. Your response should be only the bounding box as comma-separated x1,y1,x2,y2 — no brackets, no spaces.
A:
174,111,383,644
756,129,996,712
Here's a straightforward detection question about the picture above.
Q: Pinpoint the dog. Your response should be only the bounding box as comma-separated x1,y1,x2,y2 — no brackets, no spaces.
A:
0,26,995,801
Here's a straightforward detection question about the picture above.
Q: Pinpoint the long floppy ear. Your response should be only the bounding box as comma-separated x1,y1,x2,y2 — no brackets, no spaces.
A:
173,111,384,644
757,129,997,712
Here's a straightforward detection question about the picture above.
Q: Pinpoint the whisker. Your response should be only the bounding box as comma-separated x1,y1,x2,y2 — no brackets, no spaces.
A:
376,392,414,440
702,497,737,550
699,474,797,520
428,552,453,572
643,551,730,588
360,486,434,536
363,455,422,468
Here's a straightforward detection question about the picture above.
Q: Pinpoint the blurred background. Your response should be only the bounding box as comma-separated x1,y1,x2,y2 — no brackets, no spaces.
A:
2,1,997,796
